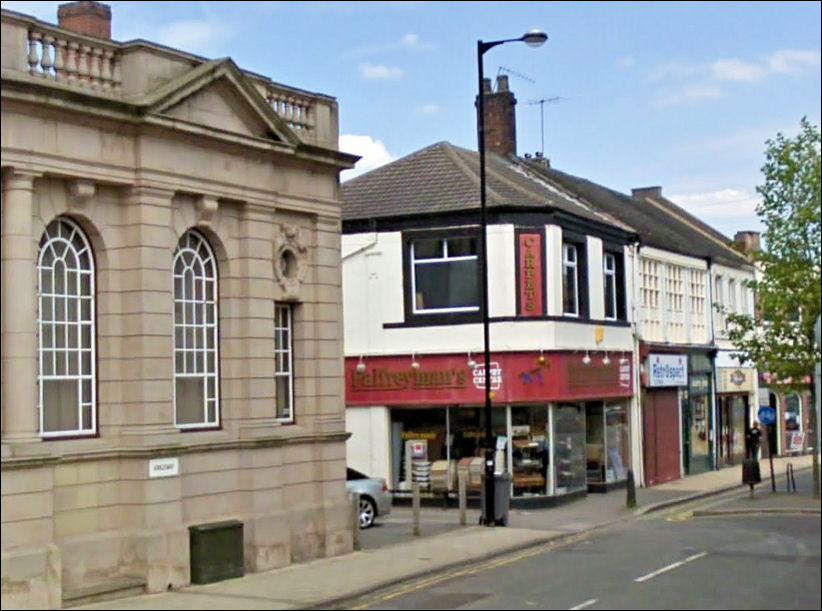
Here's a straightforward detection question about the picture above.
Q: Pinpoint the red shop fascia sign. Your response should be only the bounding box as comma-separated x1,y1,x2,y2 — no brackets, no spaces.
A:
346,352,632,406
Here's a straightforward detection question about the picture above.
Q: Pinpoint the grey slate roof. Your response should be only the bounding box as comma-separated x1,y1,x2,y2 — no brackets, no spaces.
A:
523,161,753,269
341,141,633,232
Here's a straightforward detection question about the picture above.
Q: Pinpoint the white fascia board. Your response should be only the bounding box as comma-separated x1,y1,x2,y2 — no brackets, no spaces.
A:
641,246,708,270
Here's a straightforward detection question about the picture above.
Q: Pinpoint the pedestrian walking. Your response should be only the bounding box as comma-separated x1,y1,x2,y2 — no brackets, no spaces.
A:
745,421,762,460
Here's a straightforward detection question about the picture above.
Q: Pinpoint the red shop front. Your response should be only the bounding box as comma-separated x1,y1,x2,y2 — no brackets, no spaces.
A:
345,351,634,499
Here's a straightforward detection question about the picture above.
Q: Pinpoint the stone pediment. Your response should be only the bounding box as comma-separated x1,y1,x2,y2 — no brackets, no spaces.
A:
142,59,298,146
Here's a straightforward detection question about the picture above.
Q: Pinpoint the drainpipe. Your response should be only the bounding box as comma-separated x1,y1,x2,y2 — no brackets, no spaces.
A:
341,231,379,261
630,240,645,487
706,257,719,471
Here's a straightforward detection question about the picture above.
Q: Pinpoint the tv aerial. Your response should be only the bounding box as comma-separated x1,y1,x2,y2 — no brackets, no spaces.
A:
497,66,535,85
527,96,565,157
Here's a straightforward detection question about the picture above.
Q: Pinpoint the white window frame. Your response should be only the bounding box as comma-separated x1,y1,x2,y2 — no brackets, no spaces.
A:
410,237,479,314
274,302,294,422
173,230,219,429
714,274,725,332
563,243,579,317
740,282,749,316
785,392,803,433
37,217,96,437
603,253,617,320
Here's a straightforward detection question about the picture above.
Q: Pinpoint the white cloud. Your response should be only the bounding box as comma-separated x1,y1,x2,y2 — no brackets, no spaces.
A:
650,48,821,106
647,61,699,82
654,84,723,107
154,19,234,54
359,62,404,80
400,33,420,47
618,55,636,69
669,189,759,217
669,189,765,237
339,134,397,180
679,123,794,155
767,49,822,75
710,58,765,83
415,104,440,116
345,32,435,59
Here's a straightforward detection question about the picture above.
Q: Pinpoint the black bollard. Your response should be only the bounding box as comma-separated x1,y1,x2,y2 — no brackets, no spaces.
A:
626,469,637,509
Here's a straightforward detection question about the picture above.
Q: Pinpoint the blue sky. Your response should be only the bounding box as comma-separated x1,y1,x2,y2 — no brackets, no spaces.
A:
4,1,820,239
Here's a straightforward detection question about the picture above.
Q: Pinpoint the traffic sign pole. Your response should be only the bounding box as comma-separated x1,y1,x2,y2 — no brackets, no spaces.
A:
757,405,777,492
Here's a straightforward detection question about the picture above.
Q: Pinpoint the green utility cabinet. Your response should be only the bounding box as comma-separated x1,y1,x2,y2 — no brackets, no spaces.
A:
189,519,244,584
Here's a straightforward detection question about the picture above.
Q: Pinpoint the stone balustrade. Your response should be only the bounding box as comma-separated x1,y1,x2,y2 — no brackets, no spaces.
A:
265,87,315,133
2,8,338,148
26,22,122,93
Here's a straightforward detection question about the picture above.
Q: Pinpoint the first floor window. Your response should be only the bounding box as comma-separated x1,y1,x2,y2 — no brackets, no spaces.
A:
274,303,294,420
173,230,219,428
563,243,579,316
411,236,479,314
603,253,617,320
37,217,96,436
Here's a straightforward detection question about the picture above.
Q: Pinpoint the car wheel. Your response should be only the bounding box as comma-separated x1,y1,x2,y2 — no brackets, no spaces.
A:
359,497,376,529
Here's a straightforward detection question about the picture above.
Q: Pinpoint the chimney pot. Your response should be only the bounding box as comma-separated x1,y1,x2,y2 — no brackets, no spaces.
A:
57,1,112,40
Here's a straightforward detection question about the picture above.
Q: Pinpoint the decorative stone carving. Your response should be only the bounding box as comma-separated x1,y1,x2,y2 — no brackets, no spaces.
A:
196,195,219,227
273,224,307,300
69,179,95,208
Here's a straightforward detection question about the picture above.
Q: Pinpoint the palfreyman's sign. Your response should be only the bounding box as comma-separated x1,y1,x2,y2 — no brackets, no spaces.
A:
346,352,633,406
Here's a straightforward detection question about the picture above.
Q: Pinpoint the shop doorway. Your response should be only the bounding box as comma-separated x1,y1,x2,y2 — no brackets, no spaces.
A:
717,394,748,467
642,389,680,486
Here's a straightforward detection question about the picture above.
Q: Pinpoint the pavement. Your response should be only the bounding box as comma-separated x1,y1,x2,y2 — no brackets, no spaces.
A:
75,454,820,610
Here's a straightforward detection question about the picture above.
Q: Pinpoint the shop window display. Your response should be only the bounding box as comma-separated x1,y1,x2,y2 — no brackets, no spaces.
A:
686,373,712,474
511,405,549,497
605,404,629,482
554,403,586,493
390,407,506,494
585,402,628,485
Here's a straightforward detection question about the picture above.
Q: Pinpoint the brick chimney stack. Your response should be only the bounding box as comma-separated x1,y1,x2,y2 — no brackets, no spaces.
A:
58,1,112,40
733,231,761,255
476,75,518,157
632,186,663,200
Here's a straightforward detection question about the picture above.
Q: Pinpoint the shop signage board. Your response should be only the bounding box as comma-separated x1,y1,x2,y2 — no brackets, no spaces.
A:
345,351,633,405
788,431,805,452
516,230,544,317
645,354,688,387
717,368,755,393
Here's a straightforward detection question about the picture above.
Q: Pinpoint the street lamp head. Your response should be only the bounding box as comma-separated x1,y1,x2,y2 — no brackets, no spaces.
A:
522,29,548,48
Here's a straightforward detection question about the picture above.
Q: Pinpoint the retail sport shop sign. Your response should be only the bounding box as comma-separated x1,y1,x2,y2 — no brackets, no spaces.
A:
346,352,632,405
645,353,688,387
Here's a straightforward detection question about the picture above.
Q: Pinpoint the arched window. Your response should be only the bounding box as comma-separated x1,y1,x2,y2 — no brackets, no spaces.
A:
37,217,96,436
785,393,802,433
173,230,219,427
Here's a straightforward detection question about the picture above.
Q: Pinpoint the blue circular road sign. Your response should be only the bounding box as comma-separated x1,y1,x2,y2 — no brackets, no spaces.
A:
757,405,776,426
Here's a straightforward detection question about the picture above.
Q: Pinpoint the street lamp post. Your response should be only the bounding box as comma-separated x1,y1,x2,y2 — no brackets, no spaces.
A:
477,29,547,526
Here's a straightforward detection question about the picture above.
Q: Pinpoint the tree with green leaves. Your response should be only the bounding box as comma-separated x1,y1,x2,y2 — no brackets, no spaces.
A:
726,117,821,497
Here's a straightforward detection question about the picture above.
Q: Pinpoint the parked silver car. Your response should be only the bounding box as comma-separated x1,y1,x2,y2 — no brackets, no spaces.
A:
346,467,392,528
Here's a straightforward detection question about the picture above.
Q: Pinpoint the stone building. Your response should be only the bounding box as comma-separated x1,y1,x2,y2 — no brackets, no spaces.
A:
1,2,357,607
